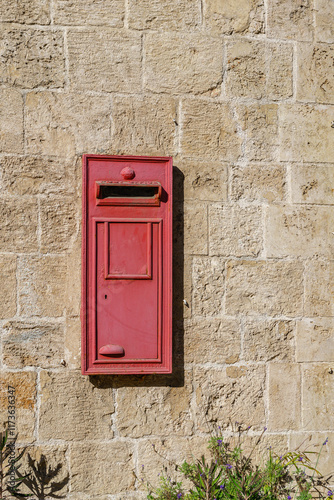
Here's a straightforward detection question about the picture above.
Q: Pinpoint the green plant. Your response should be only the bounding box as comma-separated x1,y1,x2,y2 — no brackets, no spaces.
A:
0,424,29,499
145,425,333,500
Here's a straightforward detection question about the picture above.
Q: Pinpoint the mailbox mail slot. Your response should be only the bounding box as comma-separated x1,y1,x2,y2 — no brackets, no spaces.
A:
82,155,173,375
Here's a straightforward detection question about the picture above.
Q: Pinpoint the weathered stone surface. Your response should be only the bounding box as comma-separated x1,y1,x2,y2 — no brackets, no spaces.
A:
315,0,334,42
181,100,242,161
0,89,23,153
194,366,266,431
209,205,262,257
289,432,334,475
268,363,301,431
0,28,65,89
173,255,192,321
0,198,38,252
2,320,64,368
128,0,200,30
184,318,240,364
230,164,286,202
0,255,16,319
0,371,36,442
266,205,334,258
297,43,334,104
267,0,314,41
175,159,228,202
67,29,141,93
65,236,81,317
279,104,334,163
243,319,295,362
203,0,264,35
302,364,334,430
183,202,208,255
71,442,134,495
39,371,114,440
296,318,334,362
304,261,334,317
225,260,303,316
237,104,278,161
54,0,124,26
193,257,225,317
18,256,67,317
226,40,293,99
0,156,77,196
137,437,210,489
291,164,334,204
115,371,194,438
15,444,69,497
111,95,176,156
40,197,78,253
65,317,81,370
25,92,111,156
144,33,223,95
0,0,50,24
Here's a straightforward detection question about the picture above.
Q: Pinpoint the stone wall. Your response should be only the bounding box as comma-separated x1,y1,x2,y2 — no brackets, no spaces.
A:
1,0,334,497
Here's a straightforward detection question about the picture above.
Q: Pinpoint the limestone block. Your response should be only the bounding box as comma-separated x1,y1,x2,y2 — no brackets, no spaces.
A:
0,89,23,153
193,257,225,317
18,255,67,317
144,33,223,95
0,255,16,319
296,318,334,362
0,156,77,196
279,104,334,163
291,164,334,204
0,198,38,253
225,260,303,316
230,164,286,202
40,197,78,253
297,43,334,104
183,202,208,255
173,255,192,321
25,92,111,157
65,317,81,369
302,364,334,430
70,442,134,495
67,29,141,93
209,205,262,257
0,28,65,89
0,0,49,24
226,40,293,99
237,104,278,161
181,100,242,161
115,371,194,437
0,371,36,442
137,437,210,489
267,0,314,41
194,366,266,431
128,0,200,30
39,371,114,440
315,0,334,42
2,320,64,368
65,235,81,317
289,432,334,475
53,0,124,26
243,319,295,362
111,95,176,156
304,261,334,317
175,158,228,202
268,363,301,431
184,318,240,364
266,205,334,258
203,0,264,35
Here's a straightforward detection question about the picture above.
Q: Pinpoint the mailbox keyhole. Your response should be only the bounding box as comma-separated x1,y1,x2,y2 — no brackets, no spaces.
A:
105,295,107,299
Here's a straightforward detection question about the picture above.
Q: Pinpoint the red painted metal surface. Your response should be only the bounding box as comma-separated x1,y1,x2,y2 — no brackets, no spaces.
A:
82,155,173,375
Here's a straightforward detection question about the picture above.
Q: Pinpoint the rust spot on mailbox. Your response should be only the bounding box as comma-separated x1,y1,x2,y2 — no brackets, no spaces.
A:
81,155,173,375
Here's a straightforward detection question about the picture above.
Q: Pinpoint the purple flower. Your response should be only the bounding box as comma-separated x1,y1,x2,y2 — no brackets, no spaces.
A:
328,491,332,497
288,495,292,499
220,484,225,490
217,439,223,446
177,494,182,499
225,464,232,469
298,456,303,462
264,427,267,431
324,438,329,446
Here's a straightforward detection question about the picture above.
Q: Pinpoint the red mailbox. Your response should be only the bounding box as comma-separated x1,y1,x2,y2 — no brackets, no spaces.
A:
81,155,173,375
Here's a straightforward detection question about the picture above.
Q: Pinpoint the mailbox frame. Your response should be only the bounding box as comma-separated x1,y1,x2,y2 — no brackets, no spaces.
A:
81,154,173,375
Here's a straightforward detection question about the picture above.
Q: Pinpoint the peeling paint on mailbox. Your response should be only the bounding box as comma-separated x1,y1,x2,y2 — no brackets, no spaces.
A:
82,155,173,375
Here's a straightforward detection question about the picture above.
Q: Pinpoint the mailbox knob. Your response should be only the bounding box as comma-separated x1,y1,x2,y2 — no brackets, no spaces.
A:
121,166,135,180
99,344,125,356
